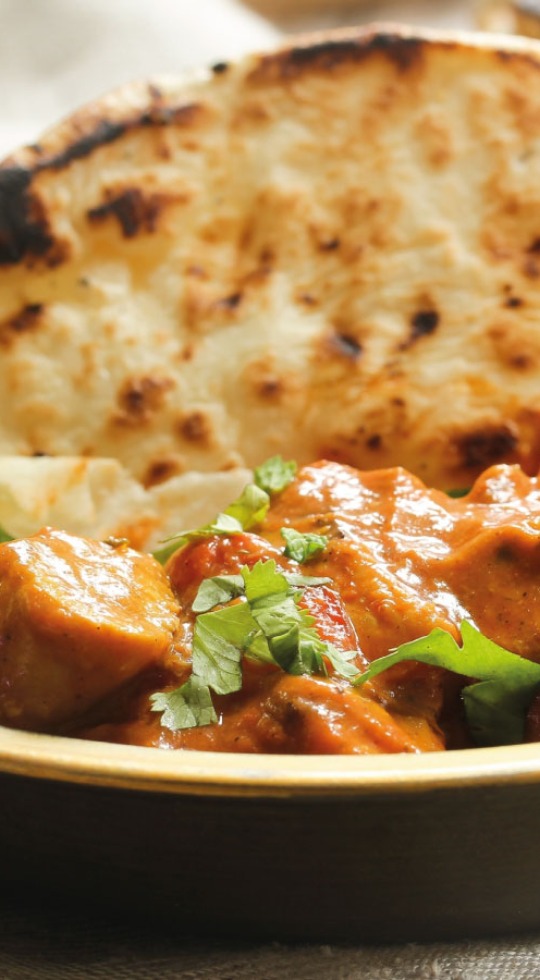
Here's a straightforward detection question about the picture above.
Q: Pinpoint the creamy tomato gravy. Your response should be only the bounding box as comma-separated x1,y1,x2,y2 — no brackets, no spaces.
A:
79,460,540,755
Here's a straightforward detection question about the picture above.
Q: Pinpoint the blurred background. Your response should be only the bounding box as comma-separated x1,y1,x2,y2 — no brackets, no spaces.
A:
0,0,536,158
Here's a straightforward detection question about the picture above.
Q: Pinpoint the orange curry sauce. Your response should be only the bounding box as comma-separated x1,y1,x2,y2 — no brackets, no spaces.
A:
79,461,540,754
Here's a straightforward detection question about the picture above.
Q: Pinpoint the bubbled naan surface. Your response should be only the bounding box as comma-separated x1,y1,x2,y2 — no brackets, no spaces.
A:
2,25,540,492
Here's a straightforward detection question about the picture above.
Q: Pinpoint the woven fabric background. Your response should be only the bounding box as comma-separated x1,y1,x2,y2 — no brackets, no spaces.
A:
1,904,540,980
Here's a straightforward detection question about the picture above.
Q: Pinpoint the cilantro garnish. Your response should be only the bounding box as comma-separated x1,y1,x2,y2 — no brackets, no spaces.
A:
153,456,297,565
0,526,13,543
220,483,270,530
446,488,471,499
150,676,217,731
152,483,270,565
353,621,540,746
192,575,245,614
150,559,357,730
281,527,328,563
253,455,297,495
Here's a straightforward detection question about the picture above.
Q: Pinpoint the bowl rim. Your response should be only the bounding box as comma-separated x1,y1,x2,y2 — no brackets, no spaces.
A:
1,725,540,798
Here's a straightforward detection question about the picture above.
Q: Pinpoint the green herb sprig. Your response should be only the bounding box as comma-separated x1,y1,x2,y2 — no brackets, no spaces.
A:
353,621,540,746
254,456,297,495
281,527,328,563
153,455,297,565
150,559,357,730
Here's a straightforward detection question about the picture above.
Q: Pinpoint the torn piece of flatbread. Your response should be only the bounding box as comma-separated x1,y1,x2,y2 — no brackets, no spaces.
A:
2,25,540,494
0,457,250,549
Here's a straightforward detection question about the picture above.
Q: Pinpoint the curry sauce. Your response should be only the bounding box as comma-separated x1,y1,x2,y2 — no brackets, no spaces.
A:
1,460,540,755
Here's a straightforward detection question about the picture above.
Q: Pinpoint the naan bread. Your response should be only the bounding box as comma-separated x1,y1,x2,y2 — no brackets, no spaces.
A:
0,458,249,549
1,23,540,532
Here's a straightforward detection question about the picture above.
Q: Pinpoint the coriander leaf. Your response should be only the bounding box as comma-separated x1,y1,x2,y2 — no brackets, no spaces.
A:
225,483,269,530
244,630,275,664
152,483,269,565
285,624,359,681
254,455,297,495
192,574,245,613
243,629,275,665
353,621,540,746
240,562,326,674
192,565,330,616
270,623,316,675
153,513,243,565
0,526,14,543
262,614,328,677
352,627,459,687
250,592,304,644
195,560,358,681
192,603,255,695
294,631,328,677
243,565,333,677
153,556,361,733
241,559,290,603
324,644,360,680
280,527,328,563
242,561,358,678
149,676,217,730
446,487,471,498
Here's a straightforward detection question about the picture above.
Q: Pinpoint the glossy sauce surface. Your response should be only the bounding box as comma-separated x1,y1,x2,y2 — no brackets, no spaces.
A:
81,461,540,754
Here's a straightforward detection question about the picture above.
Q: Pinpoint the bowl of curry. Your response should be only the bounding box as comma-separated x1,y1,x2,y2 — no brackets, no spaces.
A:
2,456,540,942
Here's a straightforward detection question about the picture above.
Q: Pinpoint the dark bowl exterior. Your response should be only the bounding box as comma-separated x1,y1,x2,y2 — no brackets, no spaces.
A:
2,763,540,943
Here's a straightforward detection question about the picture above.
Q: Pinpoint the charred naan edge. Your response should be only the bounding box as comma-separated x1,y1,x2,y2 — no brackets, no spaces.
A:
3,25,540,492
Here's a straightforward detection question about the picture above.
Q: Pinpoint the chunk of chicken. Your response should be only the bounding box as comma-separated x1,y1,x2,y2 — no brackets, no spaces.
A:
0,528,178,731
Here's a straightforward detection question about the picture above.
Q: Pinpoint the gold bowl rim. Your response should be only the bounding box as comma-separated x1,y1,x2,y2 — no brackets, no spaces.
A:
2,725,540,798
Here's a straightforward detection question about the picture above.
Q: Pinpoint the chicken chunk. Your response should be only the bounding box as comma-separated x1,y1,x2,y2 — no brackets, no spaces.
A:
0,528,178,731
